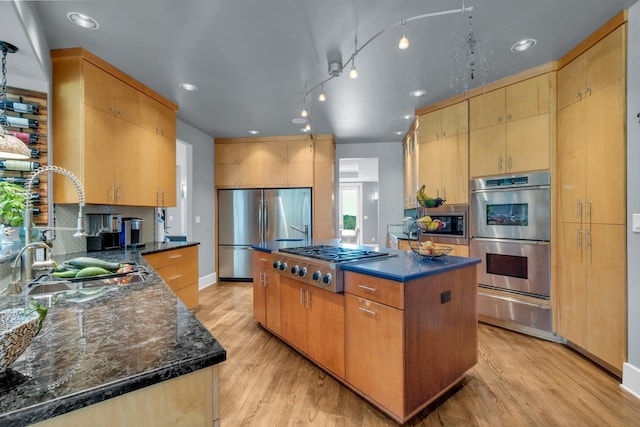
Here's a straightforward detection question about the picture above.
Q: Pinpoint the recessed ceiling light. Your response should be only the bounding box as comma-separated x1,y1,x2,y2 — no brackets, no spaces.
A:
292,117,307,125
248,130,260,135
394,131,404,135
410,89,426,97
511,38,537,52
401,114,414,120
179,82,198,91
67,12,99,29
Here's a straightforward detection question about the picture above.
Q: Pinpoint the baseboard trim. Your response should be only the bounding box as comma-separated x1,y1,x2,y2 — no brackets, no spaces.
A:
622,363,640,400
199,273,217,290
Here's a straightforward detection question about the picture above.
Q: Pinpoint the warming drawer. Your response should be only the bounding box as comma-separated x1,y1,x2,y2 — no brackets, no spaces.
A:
478,290,551,332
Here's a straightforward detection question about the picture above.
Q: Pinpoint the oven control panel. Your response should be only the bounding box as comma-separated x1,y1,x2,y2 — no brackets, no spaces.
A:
270,253,342,293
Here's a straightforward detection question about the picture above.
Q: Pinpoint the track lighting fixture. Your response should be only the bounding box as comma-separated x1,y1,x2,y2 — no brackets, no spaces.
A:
318,84,326,102
399,18,409,49
349,62,358,79
296,1,475,135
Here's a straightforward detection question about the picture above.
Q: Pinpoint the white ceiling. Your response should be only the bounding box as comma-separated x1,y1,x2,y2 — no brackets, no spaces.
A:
1,0,638,144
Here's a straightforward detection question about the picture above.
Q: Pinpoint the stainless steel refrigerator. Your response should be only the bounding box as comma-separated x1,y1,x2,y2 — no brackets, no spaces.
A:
218,188,312,280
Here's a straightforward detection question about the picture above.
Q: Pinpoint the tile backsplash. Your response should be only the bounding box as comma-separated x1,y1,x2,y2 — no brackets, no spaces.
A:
51,204,156,255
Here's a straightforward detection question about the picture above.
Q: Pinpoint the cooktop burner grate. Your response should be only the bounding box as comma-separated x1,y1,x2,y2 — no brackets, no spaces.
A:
278,245,390,263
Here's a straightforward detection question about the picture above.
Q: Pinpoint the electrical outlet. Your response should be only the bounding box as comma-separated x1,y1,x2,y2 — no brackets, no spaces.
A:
440,290,451,304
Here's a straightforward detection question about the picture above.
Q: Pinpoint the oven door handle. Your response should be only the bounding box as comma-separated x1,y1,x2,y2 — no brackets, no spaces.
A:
470,237,550,245
478,291,551,309
470,185,550,194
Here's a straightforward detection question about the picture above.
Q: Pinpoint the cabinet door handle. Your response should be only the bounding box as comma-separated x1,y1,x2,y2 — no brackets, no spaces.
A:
306,289,310,309
576,199,582,218
507,113,512,121
585,86,591,96
300,287,303,305
498,155,503,171
498,115,503,123
507,155,512,171
169,274,183,281
109,184,115,201
576,90,582,99
358,285,377,292
117,185,123,201
169,254,183,259
576,229,582,249
585,229,591,250
442,187,447,200
358,307,377,316
585,197,591,220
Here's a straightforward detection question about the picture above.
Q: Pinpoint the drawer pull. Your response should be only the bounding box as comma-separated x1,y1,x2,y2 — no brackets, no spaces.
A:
358,285,377,292
169,274,183,281
169,255,183,260
358,307,377,316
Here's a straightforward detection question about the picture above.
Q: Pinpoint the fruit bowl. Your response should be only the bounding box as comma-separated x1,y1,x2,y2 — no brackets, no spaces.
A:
411,241,454,259
417,197,445,208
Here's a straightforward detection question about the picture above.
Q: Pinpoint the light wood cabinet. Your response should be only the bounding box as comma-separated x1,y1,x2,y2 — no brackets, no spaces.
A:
252,250,281,335
344,266,477,423
144,245,200,310
557,23,626,374
52,48,177,206
279,276,345,378
469,73,551,177
417,101,468,204
33,365,219,427
313,136,336,238
403,130,419,209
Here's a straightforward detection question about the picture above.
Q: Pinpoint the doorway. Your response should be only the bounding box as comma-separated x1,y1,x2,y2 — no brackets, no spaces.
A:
338,158,379,246
166,139,190,238
339,183,362,244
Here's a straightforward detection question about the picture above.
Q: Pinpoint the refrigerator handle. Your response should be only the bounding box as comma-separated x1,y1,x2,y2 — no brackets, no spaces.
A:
263,199,269,238
258,199,263,238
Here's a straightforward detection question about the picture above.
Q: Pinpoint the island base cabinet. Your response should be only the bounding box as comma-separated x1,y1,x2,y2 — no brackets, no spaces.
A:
144,246,199,310
32,365,220,427
345,294,404,417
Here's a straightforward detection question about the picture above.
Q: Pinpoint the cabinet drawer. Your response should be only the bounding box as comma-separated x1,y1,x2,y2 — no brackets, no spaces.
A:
344,271,404,309
144,246,198,269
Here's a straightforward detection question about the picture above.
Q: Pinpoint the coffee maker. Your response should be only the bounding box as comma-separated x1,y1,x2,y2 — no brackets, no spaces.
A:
86,214,122,251
121,218,145,248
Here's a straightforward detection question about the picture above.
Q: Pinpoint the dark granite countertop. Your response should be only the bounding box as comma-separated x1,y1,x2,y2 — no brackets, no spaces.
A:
0,244,226,427
252,240,480,282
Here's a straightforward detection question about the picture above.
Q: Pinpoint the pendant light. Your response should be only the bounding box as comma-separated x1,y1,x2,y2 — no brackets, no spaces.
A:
0,41,30,160
318,84,326,102
398,18,409,49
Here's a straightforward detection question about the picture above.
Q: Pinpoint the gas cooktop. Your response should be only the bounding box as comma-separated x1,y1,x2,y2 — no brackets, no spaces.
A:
278,245,390,263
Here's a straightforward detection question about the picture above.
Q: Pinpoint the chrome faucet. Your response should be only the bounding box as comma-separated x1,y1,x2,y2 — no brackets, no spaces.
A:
290,224,309,242
21,165,87,282
1,241,55,295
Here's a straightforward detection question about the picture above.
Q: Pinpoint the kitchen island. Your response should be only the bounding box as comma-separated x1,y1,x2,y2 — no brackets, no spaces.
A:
252,240,480,424
0,243,226,427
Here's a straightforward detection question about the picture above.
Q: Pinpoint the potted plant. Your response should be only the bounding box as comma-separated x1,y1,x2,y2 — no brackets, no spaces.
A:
0,181,27,227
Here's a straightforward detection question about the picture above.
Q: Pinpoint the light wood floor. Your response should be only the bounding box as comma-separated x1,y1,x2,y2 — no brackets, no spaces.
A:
196,282,640,426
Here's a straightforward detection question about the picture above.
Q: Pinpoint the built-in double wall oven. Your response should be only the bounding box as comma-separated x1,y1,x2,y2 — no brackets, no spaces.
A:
470,171,555,339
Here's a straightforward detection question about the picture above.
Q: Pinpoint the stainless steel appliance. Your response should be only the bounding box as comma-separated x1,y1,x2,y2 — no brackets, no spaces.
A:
86,213,122,251
470,171,554,339
418,204,468,246
271,245,392,293
121,217,144,248
218,188,312,281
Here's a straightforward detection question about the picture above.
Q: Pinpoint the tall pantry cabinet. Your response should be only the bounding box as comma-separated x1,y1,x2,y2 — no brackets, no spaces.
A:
557,24,627,373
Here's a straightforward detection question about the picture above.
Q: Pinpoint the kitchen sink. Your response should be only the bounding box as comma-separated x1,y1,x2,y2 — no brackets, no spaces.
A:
27,271,147,303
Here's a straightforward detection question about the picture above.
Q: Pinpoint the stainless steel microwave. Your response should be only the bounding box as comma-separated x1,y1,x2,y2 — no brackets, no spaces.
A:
419,204,468,244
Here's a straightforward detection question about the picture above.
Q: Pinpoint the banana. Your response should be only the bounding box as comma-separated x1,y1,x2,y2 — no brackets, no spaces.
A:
416,185,427,204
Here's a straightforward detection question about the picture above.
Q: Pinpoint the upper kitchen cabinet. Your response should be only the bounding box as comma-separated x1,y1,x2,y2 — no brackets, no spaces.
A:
469,73,552,177
313,135,336,239
417,101,468,204
557,24,625,111
215,136,314,188
139,93,177,207
51,48,178,206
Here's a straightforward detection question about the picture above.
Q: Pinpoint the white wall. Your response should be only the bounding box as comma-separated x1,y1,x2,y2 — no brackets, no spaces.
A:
336,142,403,246
623,0,640,399
176,120,216,287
